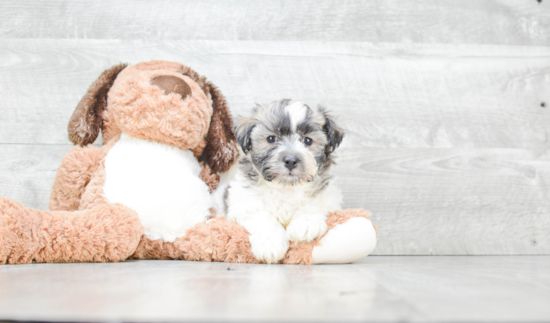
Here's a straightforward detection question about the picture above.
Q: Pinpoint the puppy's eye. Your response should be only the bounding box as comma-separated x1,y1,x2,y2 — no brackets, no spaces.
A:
267,136,276,143
304,137,313,146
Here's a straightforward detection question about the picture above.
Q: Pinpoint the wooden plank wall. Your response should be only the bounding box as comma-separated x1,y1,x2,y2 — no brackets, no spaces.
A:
0,0,549,255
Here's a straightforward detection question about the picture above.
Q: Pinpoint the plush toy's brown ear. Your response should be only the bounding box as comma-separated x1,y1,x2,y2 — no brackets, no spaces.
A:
199,81,240,173
68,63,128,146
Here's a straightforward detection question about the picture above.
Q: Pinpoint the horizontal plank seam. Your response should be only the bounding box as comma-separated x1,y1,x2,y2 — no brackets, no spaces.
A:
0,143,74,146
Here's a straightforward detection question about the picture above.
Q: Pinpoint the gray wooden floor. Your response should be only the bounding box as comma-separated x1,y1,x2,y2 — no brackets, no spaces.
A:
0,256,548,322
1,0,548,256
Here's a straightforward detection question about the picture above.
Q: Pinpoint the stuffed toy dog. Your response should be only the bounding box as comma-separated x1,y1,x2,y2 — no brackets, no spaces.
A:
0,60,376,265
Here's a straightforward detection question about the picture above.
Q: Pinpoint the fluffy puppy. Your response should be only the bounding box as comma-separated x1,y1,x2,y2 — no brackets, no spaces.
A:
214,99,345,263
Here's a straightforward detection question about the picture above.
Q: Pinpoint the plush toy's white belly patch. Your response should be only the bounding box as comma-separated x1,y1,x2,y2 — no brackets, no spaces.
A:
103,133,212,242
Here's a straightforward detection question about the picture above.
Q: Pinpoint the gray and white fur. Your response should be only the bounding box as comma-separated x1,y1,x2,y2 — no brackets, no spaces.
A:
213,99,345,263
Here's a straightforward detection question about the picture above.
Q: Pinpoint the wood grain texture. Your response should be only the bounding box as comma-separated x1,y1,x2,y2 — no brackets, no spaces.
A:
334,148,550,255
0,145,72,210
0,0,548,45
0,40,548,148
0,39,548,254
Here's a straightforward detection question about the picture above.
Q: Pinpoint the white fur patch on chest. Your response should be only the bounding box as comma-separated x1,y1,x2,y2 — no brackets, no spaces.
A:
103,133,212,242
225,171,342,229
259,185,309,227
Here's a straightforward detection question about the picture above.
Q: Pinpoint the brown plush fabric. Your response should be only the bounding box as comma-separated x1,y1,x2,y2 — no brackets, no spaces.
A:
198,82,240,173
283,241,316,265
177,217,260,263
49,146,105,211
50,135,119,211
151,75,192,99
101,108,118,145
190,137,208,158
109,65,212,151
131,217,260,263
78,159,109,210
0,197,143,264
68,63,128,146
170,64,239,173
199,162,220,193
130,236,181,260
324,209,372,232
78,135,120,210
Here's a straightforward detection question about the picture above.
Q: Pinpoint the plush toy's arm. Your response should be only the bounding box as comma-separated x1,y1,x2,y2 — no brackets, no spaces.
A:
49,145,106,211
130,209,376,265
284,209,376,265
309,209,377,264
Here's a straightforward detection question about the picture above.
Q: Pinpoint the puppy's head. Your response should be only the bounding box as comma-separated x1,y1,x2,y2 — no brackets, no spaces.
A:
235,99,344,186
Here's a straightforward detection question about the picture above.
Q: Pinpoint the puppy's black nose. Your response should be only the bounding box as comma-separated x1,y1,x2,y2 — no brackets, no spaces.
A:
283,156,298,171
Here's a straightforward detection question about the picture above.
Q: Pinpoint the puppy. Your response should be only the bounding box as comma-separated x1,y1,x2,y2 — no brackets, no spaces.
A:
214,99,345,263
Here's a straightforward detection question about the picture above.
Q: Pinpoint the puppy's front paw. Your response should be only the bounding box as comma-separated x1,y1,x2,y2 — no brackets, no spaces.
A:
286,215,328,242
249,230,289,264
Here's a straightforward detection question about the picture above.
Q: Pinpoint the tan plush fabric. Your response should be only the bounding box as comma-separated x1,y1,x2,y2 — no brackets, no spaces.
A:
50,135,118,212
49,145,105,211
324,209,372,231
199,162,220,193
108,65,213,151
101,107,120,145
130,217,260,263
0,197,143,264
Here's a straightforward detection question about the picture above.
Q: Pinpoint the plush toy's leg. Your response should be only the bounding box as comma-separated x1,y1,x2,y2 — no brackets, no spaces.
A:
284,209,377,265
0,197,143,264
130,217,260,263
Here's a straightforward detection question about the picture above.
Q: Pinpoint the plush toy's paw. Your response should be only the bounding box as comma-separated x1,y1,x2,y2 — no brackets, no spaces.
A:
286,215,328,242
312,217,377,264
249,230,289,264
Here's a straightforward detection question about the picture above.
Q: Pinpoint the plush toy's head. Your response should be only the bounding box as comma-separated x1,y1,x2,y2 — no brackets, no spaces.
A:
68,60,238,172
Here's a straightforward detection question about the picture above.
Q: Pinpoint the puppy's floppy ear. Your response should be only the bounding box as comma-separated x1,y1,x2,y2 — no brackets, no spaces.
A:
234,116,257,154
199,81,240,173
319,105,344,154
68,63,127,146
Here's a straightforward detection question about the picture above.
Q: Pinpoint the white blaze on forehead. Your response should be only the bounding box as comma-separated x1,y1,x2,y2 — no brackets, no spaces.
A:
285,101,308,131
